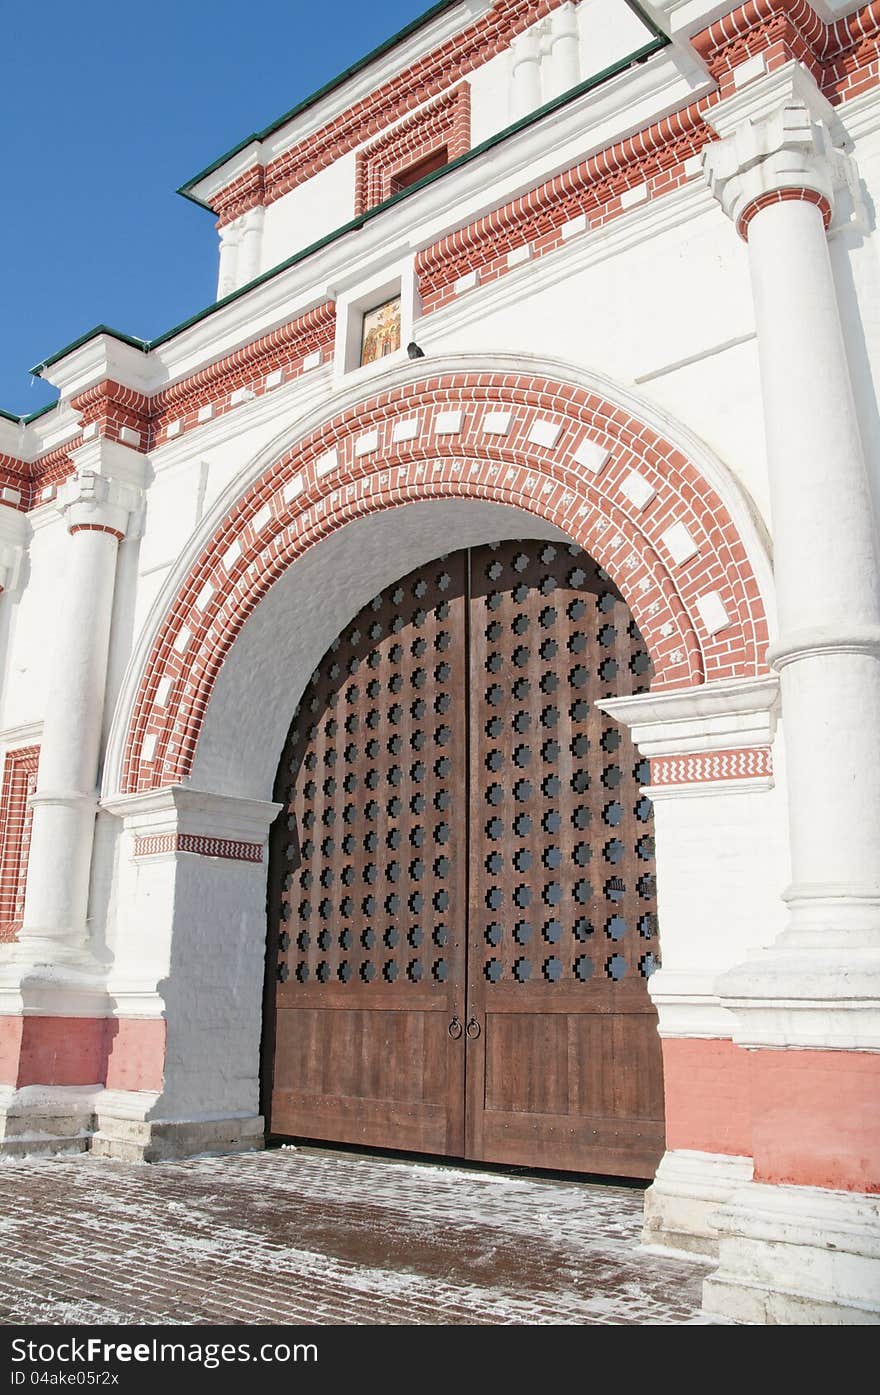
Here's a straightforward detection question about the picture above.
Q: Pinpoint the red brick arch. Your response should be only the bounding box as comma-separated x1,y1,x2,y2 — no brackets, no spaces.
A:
120,372,770,794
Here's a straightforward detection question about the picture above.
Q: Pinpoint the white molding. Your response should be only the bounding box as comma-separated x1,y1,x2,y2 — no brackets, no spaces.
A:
102,785,282,842
0,719,42,751
149,364,333,474
597,675,780,757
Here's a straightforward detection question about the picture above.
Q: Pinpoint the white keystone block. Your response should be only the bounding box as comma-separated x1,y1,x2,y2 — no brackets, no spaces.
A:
507,243,532,267
197,404,214,423
41,485,56,502
619,471,656,510
621,183,649,209
265,370,283,390
119,426,141,448
529,419,563,450
155,676,174,708
316,449,338,477
392,417,420,443
561,214,588,240
0,487,21,506
573,437,611,475
83,423,99,441
223,540,242,570
684,154,703,178
252,504,273,532
696,590,730,634
141,733,157,763
482,411,513,436
165,419,183,438
302,351,322,371
454,270,479,295
230,387,255,406
355,430,379,457
662,521,700,565
283,473,304,502
195,583,215,611
435,410,463,435
733,54,767,89
173,626,192,655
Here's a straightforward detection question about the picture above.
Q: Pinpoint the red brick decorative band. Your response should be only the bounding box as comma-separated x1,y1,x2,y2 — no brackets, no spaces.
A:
120,369,771,794
69,524,126,541
134,833,263,862
650,746,773,785
737,188,833,239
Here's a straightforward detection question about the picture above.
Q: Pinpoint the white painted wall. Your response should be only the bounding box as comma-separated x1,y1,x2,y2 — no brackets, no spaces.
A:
259,154,358,277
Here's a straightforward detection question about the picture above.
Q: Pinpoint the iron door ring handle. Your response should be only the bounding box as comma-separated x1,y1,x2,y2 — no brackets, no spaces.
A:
448,1016,463,1039
466,1016,481,1039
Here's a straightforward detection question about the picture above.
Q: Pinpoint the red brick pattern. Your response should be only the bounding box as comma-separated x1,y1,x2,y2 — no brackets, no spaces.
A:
211,0,564,225
355,83,470,215
120,371,770,794
148,302,336,448
416,102,710,312
738,187,832,238
650,747,773,785
133,833,263,862
693,0,880,105
71,381,151,451
1,304,338,506
0,745,39,942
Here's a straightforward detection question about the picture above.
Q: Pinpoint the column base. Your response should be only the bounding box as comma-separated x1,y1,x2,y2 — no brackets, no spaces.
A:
91,1092,265,1162
0,1085,96,1157
702,1181,880,1324
0,1085,265,1163
642,1149,754,1258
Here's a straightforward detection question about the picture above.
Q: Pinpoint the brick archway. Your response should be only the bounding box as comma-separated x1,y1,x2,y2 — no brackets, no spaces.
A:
119,368,770,795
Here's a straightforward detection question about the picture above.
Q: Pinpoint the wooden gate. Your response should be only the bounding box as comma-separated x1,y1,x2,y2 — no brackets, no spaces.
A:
264,540,665,1177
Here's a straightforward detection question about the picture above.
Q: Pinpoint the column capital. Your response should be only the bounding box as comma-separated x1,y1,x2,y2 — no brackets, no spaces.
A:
60,438,146,539
702,62,860,240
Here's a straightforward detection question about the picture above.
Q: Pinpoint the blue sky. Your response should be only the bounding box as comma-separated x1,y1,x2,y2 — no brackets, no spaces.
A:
1,0,433,417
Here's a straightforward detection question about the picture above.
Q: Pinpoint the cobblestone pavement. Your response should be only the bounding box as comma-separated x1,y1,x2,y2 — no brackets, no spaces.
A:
0,1146,717,1325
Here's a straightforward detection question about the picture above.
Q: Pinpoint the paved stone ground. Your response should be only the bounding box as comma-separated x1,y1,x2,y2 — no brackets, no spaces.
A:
0,1145,716,1325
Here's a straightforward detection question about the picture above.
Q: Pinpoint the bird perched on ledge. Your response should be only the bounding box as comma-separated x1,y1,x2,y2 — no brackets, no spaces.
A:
407,341,425,359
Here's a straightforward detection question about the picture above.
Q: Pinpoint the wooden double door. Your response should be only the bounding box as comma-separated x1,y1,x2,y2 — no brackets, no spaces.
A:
265,540,665,1178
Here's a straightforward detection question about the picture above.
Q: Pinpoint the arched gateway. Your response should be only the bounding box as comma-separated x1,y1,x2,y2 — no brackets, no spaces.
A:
103,357,771,1181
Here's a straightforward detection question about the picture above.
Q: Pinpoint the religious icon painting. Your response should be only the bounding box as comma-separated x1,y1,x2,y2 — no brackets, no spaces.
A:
360,295,402,366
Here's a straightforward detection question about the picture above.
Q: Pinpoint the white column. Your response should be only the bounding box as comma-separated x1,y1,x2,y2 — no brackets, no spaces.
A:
237,207,265,287
217,220,242,299
509,27,543,120
703,64,880,1031
18,441,143,964
544,2,580,100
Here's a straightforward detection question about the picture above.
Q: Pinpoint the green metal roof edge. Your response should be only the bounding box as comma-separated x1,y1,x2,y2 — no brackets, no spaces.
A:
177,0,670,211
0,400,59,426
177,0,462,208
30,324,149,378
18,22,669,409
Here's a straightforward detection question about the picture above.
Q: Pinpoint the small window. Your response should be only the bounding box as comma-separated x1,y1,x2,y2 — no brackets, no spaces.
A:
390,147,448,196
360,295,401,367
